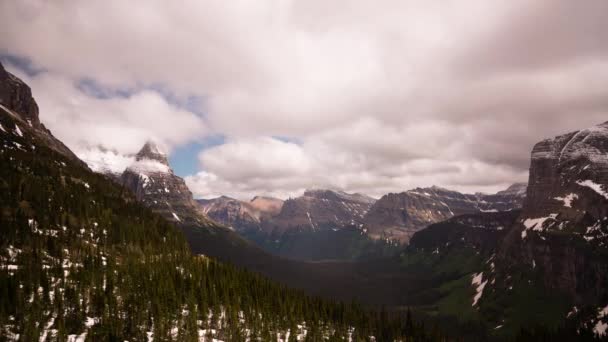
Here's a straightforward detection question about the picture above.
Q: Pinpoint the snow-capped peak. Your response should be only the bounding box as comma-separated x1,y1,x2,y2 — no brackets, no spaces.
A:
136,140,169,165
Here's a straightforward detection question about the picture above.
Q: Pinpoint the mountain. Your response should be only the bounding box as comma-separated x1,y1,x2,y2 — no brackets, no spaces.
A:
495,121,608,335
197,189,400,261
121,141,212,228
0,62,431,341
396,122,608,338
0,64,84,166
197,195,283,232
262,189,376,233
362,184,527,243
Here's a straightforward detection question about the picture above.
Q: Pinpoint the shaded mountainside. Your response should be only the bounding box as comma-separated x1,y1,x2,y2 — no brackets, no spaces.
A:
198,190,400,261
362,184,526,243
397,122,608,339
0,62,438,341
399,210,601,340
496,121,608,335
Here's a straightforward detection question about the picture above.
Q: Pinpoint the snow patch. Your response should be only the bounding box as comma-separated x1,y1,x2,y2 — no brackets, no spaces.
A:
554,193,578,208
576,180,608,200
471,272,488,307
593,305,608,336
521,214,558,239
14,125,23,137
172,212,181,222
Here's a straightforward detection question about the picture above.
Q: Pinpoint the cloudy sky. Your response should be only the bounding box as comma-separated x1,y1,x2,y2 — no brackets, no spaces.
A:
2,1,607,199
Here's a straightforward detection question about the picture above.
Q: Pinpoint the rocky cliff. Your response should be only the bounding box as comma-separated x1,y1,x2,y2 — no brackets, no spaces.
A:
121,141,212,227
0,62,83,165
197,195,283,232
362,185,526,243
494,121,608,334
261,189,375,234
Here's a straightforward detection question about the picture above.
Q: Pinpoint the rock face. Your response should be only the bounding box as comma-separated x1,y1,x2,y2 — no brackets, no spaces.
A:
362,185,526,243
0,63,40,128
197,195,283,232
0,62,83,164
262,189,376,234
499,121,608,309
121,141,211,227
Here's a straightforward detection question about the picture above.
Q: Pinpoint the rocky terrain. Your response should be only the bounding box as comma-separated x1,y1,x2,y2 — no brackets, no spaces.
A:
495,121,608,335
362,184,526,243
261,189,375,233
401,122,608,337
0,63,84,166
120,141,213,228
197,195,283,232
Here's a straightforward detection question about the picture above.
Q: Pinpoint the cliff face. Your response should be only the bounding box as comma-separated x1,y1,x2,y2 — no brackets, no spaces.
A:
362,185,526,243
121,141,210,227
197,196,282,232
0,62,83,164
261,189,375,234
0,63,40,127
498,122,608,308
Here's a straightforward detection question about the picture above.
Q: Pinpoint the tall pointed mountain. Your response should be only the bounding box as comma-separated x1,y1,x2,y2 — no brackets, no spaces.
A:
121,141,208,227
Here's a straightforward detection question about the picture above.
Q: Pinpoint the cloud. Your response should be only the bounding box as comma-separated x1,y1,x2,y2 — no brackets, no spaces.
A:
7,64,207,155
186,132,528,200
2,1,607,199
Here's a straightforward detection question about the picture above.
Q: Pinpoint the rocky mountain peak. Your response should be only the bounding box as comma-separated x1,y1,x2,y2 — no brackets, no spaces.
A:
0,62,40,128
363,184,526,243
136,140,169,164
496,182,527,196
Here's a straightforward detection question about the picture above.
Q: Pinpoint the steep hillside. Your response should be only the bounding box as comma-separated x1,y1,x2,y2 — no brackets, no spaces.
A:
362,184,526,243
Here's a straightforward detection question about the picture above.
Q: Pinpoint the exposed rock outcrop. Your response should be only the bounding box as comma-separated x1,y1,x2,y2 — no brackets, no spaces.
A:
362,185,526,243
0,62,84,165
261,189,375,234
121,141,211,227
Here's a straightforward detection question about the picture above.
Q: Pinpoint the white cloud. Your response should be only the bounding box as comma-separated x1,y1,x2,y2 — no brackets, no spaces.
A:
8,66,206,155
2,0,607,199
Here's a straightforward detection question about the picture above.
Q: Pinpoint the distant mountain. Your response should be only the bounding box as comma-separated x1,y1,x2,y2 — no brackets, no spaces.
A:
197,189,400,261
197,195,283,232
362,184,526,243
262,189,375,233
121,141,214,228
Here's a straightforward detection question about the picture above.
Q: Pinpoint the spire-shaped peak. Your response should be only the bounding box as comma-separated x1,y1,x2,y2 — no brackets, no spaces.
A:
136,140,168,165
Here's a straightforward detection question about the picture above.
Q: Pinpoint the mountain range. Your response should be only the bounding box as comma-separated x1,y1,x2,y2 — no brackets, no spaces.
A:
2,60,608,340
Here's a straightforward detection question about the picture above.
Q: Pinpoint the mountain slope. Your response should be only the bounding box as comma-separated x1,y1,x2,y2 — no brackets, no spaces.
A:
397,122,608,338
494,121,608,335
362,184,526,243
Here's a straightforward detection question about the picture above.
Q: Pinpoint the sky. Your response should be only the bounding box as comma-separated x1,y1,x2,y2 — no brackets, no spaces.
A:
1,1,607,200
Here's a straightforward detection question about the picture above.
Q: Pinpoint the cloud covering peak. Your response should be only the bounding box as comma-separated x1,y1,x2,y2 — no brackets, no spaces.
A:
2,0,607,199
